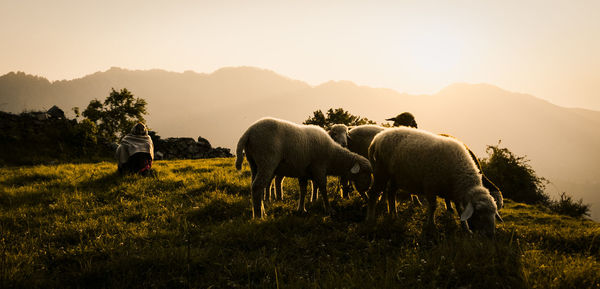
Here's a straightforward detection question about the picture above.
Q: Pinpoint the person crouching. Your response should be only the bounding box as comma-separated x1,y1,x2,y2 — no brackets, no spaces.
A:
116,122,154,175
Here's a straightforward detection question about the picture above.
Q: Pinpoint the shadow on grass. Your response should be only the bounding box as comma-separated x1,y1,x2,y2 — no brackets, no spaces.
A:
188,198,250,223
1,173,61,187
78,170,123,191
0,189,57,209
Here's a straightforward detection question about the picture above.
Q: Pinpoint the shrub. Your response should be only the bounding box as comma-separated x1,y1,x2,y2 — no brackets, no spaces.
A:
548,192,591,218
303,108,375,129
480,142,550,205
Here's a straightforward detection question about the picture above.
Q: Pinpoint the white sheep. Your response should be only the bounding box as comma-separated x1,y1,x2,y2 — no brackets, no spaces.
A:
334,124,503,214
267,124,354,203
235,117,373,218
367,127,501,236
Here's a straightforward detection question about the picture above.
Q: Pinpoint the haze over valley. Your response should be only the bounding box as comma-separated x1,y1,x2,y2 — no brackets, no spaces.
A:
1,66,599,220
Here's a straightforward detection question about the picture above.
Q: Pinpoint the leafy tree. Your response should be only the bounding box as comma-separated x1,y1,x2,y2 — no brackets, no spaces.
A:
303,108,376,129
480,141,550,205
83,88,147,143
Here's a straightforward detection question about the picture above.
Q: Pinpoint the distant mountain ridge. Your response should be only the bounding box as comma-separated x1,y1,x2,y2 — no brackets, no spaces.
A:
1,67,599,220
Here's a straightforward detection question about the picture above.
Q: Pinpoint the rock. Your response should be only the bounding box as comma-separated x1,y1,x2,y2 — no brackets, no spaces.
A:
152,136,233,160
197,136,212,149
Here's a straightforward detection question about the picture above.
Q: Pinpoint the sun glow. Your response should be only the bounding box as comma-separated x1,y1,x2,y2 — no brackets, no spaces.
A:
409,30,464,73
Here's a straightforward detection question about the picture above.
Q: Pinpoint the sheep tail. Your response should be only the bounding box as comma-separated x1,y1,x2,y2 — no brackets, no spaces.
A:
235,130,249,170
368,142,377,163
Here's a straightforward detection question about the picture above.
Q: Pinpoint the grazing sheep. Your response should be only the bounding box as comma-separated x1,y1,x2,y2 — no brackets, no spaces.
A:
384,112,503,212
268,124,354,203
367,127,501,236
332,123,503,216
235,117,373,218
438,134,504,212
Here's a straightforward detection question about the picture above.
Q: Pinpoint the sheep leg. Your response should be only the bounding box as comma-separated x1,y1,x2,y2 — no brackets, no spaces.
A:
411,194,423,206
247,157,265,218
444,198,454,213
366,172,389,221
386,181,398,217
316,176,334,215
340,176,352,199
264,177,273,202
275,175,284,201
297,178,309,214
310,180,318,203
425,193,437,228
250,166,275,218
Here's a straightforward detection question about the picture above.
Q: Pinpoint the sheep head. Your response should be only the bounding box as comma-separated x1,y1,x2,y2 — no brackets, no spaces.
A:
349,160,372,193
460,187,499,237
328,124,349,147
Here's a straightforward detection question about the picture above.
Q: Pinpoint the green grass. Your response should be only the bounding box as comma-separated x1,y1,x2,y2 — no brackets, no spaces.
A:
1,158,598,288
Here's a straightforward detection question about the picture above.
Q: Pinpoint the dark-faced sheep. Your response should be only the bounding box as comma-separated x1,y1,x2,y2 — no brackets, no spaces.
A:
235,117,373,218
367,127,500,236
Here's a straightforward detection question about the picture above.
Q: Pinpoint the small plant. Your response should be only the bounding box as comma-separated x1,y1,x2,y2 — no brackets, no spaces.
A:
548,192,591,218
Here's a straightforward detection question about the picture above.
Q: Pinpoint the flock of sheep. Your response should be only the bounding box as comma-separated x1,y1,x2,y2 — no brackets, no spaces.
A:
235,113,503,237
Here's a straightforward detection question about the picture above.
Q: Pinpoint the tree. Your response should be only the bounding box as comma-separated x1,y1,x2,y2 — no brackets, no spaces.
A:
83,88,148,143
303,108,376,129
480,141,550,205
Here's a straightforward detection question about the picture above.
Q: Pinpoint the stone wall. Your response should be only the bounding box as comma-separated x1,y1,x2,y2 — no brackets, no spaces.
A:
0,106,233,165
152,135,233,160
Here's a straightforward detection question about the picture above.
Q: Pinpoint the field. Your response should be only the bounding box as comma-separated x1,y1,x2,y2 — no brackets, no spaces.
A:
1,158,599,288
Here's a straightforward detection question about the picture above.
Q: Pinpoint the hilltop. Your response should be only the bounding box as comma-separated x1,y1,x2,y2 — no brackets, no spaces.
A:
1,67,599,220
1,159,598,288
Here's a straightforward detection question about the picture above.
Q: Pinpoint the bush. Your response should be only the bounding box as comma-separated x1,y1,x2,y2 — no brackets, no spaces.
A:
480,142,550,205
548,192,591,218
303,108,375,129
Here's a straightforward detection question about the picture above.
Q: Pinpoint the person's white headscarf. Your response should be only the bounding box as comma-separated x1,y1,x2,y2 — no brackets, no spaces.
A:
115,123,154,166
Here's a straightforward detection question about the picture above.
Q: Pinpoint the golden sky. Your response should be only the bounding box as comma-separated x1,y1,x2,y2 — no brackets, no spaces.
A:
1,0,599,110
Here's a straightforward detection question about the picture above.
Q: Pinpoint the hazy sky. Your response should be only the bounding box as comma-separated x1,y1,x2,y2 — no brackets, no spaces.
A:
1,0,599,110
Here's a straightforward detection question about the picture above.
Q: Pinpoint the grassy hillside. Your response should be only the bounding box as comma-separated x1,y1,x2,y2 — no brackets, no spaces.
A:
1,159,598,289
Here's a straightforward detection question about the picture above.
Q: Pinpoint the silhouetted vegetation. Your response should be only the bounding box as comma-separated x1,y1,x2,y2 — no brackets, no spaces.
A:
548,192,591,218
480,142,550,205
481,142,590,218
303,108,376,129
0,110,112,166
83,88,148,143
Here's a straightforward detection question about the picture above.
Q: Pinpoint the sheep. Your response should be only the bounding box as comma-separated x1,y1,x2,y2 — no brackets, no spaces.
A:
329,123,503,217
386,112,418,128
366,127,501,236
384,112,504,212
267,124,357,203
437,134,504,212
235,117,373,218
328,124,350,148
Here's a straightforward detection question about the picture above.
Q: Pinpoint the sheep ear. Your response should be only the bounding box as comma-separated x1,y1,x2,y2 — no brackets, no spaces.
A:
495,211,504,223
350,163,360,174
460,202,474,221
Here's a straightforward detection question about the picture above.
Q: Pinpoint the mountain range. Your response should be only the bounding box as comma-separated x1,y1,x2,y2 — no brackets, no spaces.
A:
1,66,599,220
